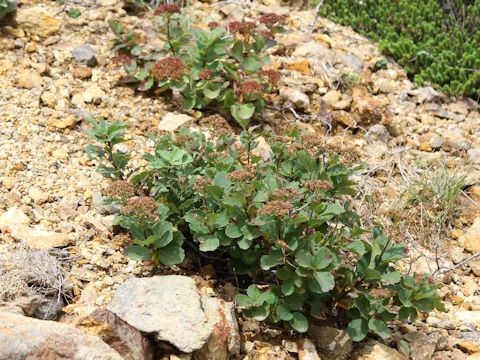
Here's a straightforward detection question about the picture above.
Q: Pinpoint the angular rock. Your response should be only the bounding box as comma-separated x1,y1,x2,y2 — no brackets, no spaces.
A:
365,124,391,143
280,87,310,110
0,311,122,359
17,70,42,89
468,148,480,165
352,340,406,360
2,224,70,249
298,339,321,360
83,85,106,104
75,308,157,360
108,276,212,353
0,207,30,229
158,113,194,132
351,87,392,127
308,325,352,359
73,44,97,67
459,218,480,253
195,296,240,360
16,6,61,38
72,66,93,80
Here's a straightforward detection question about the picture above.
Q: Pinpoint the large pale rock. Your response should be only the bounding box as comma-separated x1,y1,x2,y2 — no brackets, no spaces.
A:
352,340,407,360
16,6,61,38
2,224,70,249
195,296,240,360
158,113,194,132
0,207,30,229
108,276,212,353
75,308,157,360
459,218,480,253
17,70,42,89
0,311,122,359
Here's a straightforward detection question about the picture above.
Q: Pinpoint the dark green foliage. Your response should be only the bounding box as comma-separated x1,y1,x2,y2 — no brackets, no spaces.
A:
87,119,444,338
320,0,480,99
0,0,16,20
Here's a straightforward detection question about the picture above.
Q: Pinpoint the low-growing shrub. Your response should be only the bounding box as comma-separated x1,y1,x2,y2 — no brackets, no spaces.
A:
0,0,16,20
109,6,285,128
87,117,444,339
319,0,480,100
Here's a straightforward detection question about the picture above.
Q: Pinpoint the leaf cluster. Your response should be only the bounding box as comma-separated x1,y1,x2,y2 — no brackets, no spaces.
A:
0,0,15,20
108,8,286,128
87,119,444,339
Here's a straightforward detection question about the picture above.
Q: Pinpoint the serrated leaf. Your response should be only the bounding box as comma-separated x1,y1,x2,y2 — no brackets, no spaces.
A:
225,223,243,238
382,271,402,284
313,271,335,292
199,237,220,252
289,312,309,333
260,249,284,270
125,245,152,261
347,318,368,341
368,318,391,339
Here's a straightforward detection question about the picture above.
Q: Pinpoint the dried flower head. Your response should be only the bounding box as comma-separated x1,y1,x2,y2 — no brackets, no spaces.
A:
192,176,213,191
208,21,220,29
152,57,185,80
154,3,181,15
271,188,301,201
173,134,193,145
199,70,213,80
259,70,281,86
199,115,233,136
258,200,293,218
236,80,264,97
103,180,136,199
113,54,133,65
259,13,286,28
228,21,256,35
301,133,323,149
227,169,256,181
122,196,158,220
369,288,396,299
304,180,333,191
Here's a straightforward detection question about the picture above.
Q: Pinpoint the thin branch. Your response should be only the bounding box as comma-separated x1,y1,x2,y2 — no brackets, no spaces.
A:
435,251,480,275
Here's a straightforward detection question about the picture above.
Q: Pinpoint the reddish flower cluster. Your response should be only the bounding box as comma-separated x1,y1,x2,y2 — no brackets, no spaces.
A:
113,54,132,65
154,3,181,15
199,70,213,80
122,196,158,220
258,200,293,218
304,180,333,191
236,80,264,97
152,57,185,80
227,169,256,181
228,21,256,35
208,21,220,29
259,13,286,27
259,70,281,85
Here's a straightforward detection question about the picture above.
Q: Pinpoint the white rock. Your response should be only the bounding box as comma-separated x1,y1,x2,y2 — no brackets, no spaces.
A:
83,85,105,104
0,208,30,229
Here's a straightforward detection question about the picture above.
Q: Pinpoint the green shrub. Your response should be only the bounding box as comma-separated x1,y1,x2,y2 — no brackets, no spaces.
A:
109,6,286,129
0,0,16,20
319,0,480,100
87,117,444,339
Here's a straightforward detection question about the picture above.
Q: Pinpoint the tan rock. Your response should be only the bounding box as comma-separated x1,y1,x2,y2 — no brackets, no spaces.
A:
0,59,13,75
3,224,70,249
298,339,321,360
52,148,69,160
47,116,78,129
16,6,61,38
195,296,240,360
351,86,392,127
0,311,122,359
459,218,480,253
17,70,42,89
352,340,407,360
0,207,30,229
72,66,93,80
322,90,342,107
158,113,194,132
333,110,357,127
285,60,311,75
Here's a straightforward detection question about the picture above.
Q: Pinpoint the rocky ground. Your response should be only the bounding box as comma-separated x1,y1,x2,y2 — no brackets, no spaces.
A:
0,0,479,359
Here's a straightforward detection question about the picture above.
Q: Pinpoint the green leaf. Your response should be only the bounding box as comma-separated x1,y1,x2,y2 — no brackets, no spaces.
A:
289,312,309,333
312,247,333,270
67,8,81,18
313,271,335,292
109,20,122,35
203,87,221,99
199,237,220,252
225,223,243,238
231,103,255,129
368,318,391,339
125,245,152,261
281,279,295,296
382,271,402,284
260,249,284,270
347,318,368,341
157,238,185,266
296,250,313,268
276,304,293,321
241,56,262,72
131,45,142,56
139,78,154,91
